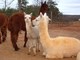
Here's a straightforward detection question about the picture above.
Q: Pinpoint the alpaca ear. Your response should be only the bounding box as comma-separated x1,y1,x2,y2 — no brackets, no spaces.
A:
41,2,43,5
49,17,51,21
40,12,43,18
30,13,32,16
44,13,47,16
44,1,46,4
24,12,26,15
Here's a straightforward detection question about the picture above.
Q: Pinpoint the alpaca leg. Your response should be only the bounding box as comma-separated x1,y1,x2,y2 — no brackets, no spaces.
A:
28,46,31,55
71,55,76,58
23,31,28,47
11,32,19,51
46,54,57,58
0,30,2,44
46,53,57,58
27,39,31,55
57,53,63,58
1,27,7,42
77,52,80,60
42,51,46,57
36,39,40,52
33,47,37,56
42,47,47,57
46,53,63,58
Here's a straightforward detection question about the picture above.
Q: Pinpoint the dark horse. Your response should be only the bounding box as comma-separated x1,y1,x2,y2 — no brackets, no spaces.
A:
0,13,8,44
8,1,49,51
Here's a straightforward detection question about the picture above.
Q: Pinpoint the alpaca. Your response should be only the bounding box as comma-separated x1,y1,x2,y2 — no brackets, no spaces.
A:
0,13,8,44
32,13,80,58
8,12,32,51
24,13,40,56
77,52,80,60
8,1,48,51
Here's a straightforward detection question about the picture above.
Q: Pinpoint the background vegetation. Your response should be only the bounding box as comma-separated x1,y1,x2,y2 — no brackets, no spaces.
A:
0,0,62,22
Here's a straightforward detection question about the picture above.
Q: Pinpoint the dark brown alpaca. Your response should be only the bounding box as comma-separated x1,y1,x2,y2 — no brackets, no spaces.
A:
31,1,49,20
0,13,8,44
39,1,49,15
8,1,48,51
8,11,27,51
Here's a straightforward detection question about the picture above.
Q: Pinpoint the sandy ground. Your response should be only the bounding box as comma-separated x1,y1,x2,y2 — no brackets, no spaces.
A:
0,24,80,60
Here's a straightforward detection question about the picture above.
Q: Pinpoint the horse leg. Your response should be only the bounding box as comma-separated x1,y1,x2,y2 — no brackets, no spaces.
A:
23,31,28,47
1,27,7,42
11,32,19,51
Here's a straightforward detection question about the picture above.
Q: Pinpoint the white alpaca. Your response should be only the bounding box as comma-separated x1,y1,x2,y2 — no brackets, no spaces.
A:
24,13,40,55
33,13,80,58
77,52,80,60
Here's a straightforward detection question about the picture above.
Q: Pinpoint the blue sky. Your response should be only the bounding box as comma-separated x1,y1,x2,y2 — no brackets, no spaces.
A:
57,0,80,15
0,0,18,8
0,0,80,15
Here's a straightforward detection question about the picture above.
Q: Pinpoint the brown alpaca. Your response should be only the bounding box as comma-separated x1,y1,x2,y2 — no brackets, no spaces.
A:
8,11,28,51
39,1,49,15
31,1,49,20
0,13,8,44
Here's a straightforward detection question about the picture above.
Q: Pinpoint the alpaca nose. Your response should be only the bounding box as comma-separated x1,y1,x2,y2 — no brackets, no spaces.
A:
32,24,35,27
31,22,35,27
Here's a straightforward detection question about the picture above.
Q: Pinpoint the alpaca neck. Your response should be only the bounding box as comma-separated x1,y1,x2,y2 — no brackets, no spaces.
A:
26,24,38,38
39,19,51,47
26,24,34,36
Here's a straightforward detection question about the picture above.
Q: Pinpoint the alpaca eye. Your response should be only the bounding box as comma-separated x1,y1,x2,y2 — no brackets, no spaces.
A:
36,20,38,21
24,17,26,19
29,17,31,19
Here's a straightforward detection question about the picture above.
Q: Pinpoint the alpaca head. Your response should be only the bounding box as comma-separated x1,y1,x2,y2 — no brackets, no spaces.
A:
24,13,32,28
39,1,49,14
32,12,51,26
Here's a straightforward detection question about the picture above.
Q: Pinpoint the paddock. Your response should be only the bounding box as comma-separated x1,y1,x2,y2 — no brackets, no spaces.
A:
0,22,80,60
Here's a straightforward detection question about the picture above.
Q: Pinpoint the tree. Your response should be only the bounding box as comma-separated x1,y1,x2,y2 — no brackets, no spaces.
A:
25,5,39,16
47,0,60,16
33,0,44,6
2,0,15,11
47,0,61,22
18,0,28,11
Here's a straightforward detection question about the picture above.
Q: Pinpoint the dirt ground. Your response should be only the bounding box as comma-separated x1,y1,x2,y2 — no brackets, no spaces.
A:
0,24,80,60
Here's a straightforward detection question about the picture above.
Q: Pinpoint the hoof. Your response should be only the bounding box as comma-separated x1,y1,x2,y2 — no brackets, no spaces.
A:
37,50,40,52
33,54,36,56
2,39,6,42
42,55,46,57
0,42,1,44
23,44,26,47
15,48,20,51
27,53,30,55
